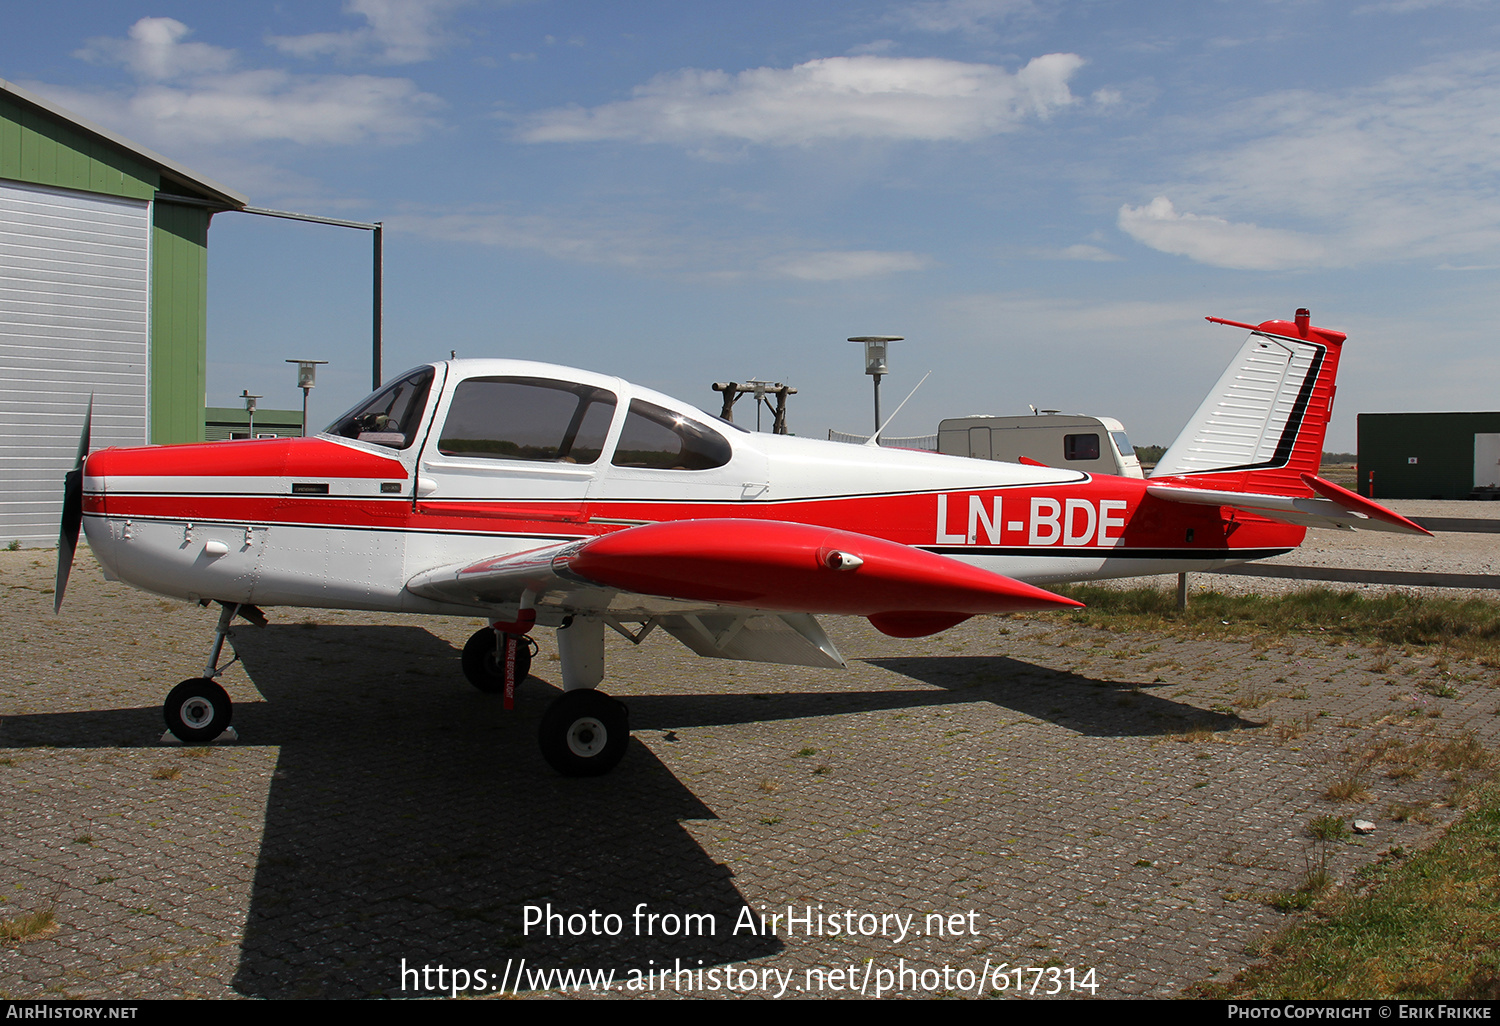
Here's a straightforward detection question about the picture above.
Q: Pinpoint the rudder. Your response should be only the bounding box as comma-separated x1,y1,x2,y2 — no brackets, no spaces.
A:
1151,309,1344,497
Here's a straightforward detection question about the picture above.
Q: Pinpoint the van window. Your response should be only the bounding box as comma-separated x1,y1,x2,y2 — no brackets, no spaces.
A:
437,377,617,463
1064,433,1100,461
612,400,731,470
1110,431,1134,456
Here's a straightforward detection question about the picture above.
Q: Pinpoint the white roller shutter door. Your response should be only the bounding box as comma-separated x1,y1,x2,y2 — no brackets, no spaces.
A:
0,180,150,545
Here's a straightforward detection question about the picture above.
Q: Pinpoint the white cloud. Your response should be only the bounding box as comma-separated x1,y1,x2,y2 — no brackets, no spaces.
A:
44,18,442,148
1117,197,1329,271
765,250,932,280
269,0,473,64
519,54,1085,146
395,209,669,269
1050,243,1122,262
889,0,1043,35
1355,0,1489,12
1119,53,1500,269
398,209,932,280
75,17,234,81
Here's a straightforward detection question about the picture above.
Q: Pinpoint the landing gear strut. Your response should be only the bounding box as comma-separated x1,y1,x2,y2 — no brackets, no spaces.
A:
162,601,259,742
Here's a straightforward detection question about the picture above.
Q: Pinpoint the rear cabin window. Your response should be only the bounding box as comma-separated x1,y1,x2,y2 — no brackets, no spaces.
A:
611,400,731,471
1064,433,1101,461
328,368,434,450
437,378,617,463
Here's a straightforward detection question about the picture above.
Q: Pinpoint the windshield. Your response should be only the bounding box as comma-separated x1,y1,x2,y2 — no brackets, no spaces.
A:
327,367,435,449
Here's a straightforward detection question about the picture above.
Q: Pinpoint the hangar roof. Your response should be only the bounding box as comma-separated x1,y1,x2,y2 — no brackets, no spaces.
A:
0,76,247,209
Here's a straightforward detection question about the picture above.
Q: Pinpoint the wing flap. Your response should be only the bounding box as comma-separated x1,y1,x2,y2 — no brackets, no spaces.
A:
1147,474,1432,536
659,612,846,668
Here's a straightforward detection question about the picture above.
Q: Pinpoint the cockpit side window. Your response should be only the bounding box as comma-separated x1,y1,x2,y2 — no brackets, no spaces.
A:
328,368,434,449
437,377,617,463
611,400,731,470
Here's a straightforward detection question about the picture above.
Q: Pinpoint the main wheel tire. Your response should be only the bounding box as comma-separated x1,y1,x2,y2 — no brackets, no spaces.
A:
461,628,534,693
538,690,629,776
164,678,232,742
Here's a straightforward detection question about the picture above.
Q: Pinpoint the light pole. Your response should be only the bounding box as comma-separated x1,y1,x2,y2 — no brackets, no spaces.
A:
286,359,328,437
240,390,261,440
848,336,903,442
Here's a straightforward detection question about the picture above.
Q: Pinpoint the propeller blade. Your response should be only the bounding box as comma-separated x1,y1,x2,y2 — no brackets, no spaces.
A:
54,397,92,613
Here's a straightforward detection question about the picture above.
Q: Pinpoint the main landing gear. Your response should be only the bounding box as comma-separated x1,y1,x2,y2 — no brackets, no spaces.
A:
482,616,630,777
461,627,537,693
538,689,629,777
163,601,263,742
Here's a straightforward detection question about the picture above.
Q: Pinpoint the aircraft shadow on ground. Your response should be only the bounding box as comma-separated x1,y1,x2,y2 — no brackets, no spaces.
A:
862,655,1256,737
1,624,784,998
621,655,1254,738
0,627,1248,998
222,623,788,998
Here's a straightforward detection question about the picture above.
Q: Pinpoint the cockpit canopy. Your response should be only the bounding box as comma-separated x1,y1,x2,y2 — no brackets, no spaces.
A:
328,367,434,449
328,365,732,471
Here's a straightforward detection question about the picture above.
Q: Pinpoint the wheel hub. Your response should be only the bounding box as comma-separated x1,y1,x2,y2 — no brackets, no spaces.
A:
180,698,215,729
566,717,608,757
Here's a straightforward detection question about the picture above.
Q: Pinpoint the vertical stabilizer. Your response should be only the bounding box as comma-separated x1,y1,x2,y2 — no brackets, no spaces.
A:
1151,310,1344,496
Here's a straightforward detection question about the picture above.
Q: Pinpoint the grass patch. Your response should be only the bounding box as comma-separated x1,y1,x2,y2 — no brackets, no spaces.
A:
0,908,56,944
1200,779,1500,999
1050,585,1500,665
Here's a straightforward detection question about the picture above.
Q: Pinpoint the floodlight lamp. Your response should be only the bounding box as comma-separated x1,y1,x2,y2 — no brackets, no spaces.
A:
848,336,903,376
287,359,328,390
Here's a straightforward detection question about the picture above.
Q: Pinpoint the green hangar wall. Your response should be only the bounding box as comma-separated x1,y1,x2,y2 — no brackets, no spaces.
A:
1357,412,1500,500
0,78,246,545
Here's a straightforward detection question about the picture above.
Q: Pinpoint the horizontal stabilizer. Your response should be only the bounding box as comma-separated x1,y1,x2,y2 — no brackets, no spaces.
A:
1146,474,1432,536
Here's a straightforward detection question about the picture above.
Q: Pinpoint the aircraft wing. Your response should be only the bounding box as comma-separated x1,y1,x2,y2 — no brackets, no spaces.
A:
407,519,1083,662
1146,473,1432,536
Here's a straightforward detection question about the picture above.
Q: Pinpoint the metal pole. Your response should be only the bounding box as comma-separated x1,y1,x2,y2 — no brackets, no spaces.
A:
873,374,883,443
301,387,310,437
372,222,384,390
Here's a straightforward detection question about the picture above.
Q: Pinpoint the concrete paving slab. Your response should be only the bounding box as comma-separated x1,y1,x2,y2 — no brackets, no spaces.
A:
2,547,1496,999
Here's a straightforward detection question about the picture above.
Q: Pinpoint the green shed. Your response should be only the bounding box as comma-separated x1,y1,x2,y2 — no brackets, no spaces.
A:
1,78,246,545
1357,412,1500,500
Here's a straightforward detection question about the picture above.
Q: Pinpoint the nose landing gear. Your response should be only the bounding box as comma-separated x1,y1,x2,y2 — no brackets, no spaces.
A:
161,601,263,742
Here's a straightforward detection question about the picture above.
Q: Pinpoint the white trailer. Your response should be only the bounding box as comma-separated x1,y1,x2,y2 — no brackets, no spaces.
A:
937,413,1144,478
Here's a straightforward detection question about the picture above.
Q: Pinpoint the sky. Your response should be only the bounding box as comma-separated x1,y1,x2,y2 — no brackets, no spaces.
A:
7,0,1500,449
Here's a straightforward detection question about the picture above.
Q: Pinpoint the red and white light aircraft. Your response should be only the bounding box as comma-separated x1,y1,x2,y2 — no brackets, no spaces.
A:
57,309,1426,775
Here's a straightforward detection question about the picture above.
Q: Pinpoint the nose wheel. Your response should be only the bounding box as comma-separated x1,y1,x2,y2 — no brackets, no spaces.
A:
538,690,629,776
164,678,233,742
159,601,258,743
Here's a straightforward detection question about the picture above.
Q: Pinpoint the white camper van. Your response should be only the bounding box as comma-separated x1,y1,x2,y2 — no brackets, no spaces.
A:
937,414,1144,479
